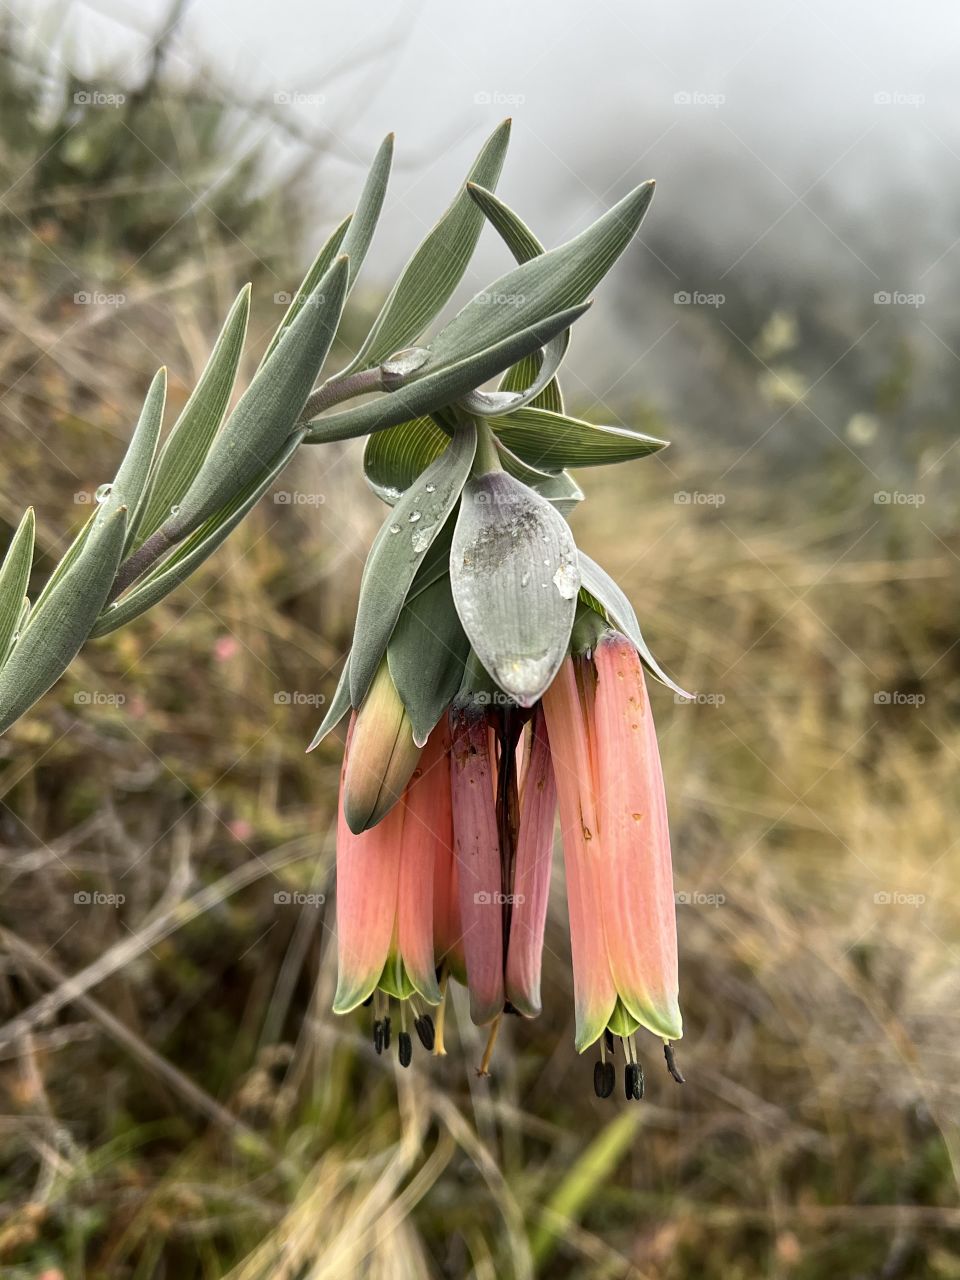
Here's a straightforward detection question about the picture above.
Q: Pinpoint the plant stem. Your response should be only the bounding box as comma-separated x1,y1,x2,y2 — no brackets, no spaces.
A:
299,366,383,421
108,525,177,602
468,416,503,477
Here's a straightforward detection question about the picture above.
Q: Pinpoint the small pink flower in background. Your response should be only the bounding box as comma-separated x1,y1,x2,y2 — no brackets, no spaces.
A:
228,818,254,842
214,635,239,662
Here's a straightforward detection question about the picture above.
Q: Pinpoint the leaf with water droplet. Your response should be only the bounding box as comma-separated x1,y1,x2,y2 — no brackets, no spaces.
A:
450,471,579,706
387,574,469,746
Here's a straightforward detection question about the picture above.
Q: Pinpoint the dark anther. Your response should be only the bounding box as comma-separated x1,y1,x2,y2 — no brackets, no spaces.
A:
398,1031,413,1068
382,1016,391,1051
362,994,374,1008
414,1014,435,1051
625,1062,639,1100
373,1019,384,1055
594,1060,615,1098
664,1042,685,1084
633,1063,645,1100
604,1029,615,1055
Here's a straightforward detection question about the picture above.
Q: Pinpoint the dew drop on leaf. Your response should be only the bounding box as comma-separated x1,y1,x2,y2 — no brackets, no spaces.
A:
95,484,113,503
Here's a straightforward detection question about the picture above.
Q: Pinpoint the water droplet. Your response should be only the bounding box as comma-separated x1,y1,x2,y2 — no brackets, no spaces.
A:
425,483,436,494
552,562,579,600
520,571,530,588
95,483,113,503
389,524,401,535
411,526,432,553
408,511,422,523
169,504,181,516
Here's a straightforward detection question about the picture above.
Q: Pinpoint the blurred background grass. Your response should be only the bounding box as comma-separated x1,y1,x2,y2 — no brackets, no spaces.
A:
1,7,959,1279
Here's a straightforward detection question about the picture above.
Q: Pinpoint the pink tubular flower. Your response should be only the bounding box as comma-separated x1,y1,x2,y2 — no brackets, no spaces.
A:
333,719,447,1060
542,630,682,1060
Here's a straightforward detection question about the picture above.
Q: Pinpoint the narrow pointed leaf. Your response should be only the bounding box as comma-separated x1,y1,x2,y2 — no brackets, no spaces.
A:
450,470,580,707
137,286,251,542
303,303,591,445
260,221,349,368
339,132,394,292
347,120,512,372
428,180,655,369
388,574,469,746
0,508,35,665
465,182,568,414
91,433,302,637
110,367,166,552
535,471,584,517
492,407,667,473
577,550,691,698
167,257,349,539
349,425,477,708
0,505,128,735
306,653,353,751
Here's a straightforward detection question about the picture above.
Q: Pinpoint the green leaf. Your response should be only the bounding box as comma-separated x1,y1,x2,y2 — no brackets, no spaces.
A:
0,508,35,665
450,468,579,707
466,182,566,414
363,416,447,503
339,132,394,293
91,433,302,638
303,302,591,445
346,120,512,371
388,574,469,746
349,425,477,708
260,220,349,369
108,367,166,552
491,407,667,473
137,288,251,545
0,505,128,735
534,471,584,517
305,653,352,752
426,180,655,370
577,550,690,698
168,257,349,539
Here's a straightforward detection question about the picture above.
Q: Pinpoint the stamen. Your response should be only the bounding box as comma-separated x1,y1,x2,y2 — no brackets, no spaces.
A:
373,1019,384,1055
593,1059,615,1098
664,1042,685,1084
414,1014,435,1051
477,1013,502,1077
624,1062,638,1100
433,971,449,1057
604,1029,615,1055
633,1062,644,1101
382,1015,392,1051
398,1031,413,1068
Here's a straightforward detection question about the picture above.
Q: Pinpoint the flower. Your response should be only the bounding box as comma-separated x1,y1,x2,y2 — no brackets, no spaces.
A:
541,629,682,1070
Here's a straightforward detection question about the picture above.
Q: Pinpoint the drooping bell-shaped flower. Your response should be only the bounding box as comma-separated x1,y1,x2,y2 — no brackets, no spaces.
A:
542,626,682,1057
333,718,445,1038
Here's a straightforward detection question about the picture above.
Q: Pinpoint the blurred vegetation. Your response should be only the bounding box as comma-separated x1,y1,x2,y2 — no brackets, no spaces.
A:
1,13,959,1280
